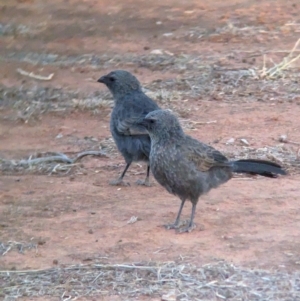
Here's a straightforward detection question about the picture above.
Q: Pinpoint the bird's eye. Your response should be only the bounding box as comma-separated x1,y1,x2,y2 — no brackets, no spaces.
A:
109,77,115,82
150,119,155,124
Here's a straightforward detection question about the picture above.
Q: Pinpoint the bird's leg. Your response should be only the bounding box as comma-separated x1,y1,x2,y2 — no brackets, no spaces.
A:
136,164,152,187
109,162,131,186
165,199,186,229
178,203,197,233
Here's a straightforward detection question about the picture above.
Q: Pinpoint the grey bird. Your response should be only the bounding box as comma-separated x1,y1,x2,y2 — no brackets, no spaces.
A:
97,70,160,186
138,109,287,233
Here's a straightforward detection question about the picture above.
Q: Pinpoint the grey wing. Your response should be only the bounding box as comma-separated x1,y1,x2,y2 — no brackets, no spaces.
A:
184,136,229,171
116,92,159,136
116,116,148,136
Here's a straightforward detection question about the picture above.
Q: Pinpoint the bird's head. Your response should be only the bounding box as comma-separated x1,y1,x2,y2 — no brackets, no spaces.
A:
97,70,141,99
138,109,185,141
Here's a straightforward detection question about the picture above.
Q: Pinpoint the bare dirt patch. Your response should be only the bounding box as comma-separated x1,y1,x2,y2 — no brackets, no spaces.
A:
1,0,300,300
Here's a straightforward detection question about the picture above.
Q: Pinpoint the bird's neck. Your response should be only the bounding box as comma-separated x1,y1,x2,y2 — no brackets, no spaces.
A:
151,131,185,147
112,88,141,101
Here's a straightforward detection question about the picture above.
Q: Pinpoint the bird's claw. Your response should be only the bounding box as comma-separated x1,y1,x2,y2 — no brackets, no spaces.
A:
109,178,130,186
176,223,197,233
165,219,201,233
136,178,152,187
164,223,181,230
164,219,189,230
176,222,205,233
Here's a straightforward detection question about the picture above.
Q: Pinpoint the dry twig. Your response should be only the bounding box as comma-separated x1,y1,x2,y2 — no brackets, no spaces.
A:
16,68,54,80
259,38,300,78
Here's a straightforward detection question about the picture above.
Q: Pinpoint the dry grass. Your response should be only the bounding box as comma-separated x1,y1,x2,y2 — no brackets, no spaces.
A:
0,241,37,256
0,85,113,121
259,38,300,79
1,49,300,121
0,22,46,37
177,22,278,42
1,260,299,300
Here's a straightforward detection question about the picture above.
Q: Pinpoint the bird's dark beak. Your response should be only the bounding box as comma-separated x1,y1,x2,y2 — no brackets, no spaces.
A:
97,75,107,83
137,118,152,129
138,118,154,131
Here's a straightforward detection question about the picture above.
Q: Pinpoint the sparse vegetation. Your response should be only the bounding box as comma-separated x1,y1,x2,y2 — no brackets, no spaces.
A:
1,261,300,300
1,0,300,300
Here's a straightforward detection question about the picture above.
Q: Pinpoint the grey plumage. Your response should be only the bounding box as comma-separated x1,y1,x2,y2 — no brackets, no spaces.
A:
139,109,287,233
97,70,160,186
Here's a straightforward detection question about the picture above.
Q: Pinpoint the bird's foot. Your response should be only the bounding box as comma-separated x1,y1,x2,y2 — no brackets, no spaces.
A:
177,223,197,233
135,178,152,187
164,219,189,230
176,222,205,233
164,223,180,230
109,178,130,186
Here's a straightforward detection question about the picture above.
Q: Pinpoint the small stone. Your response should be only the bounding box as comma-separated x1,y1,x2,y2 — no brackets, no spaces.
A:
226,138,235,145
240,138,249,146
38,239,46,245
151,49,163,55
53,259,58,265
127,216,138,224
279,134,288,142
88,229,93,234
184,10,195,14
56,133,63,139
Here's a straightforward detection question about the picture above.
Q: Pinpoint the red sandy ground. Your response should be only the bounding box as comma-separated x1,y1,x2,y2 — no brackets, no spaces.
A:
1,0,300,300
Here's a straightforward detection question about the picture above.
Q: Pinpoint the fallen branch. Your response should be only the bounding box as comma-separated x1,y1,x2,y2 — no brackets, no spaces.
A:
1,150,108,174
73,150,108,162
18,151,107,166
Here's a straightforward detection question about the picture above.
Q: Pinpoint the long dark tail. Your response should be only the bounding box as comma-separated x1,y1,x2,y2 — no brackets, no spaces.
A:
230,159,287,178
